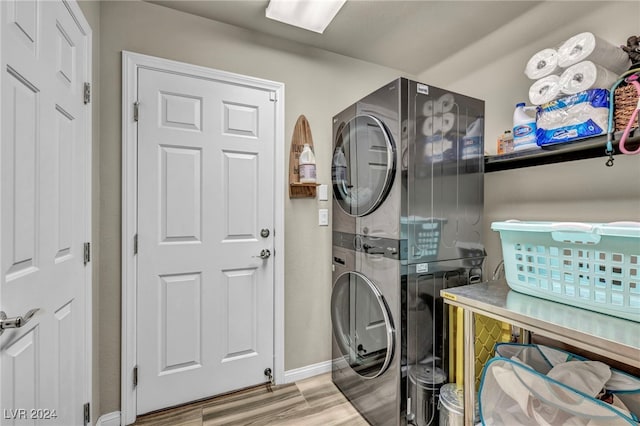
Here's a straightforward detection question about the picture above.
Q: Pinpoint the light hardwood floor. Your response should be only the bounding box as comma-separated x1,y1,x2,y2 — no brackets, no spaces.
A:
133,373,370,426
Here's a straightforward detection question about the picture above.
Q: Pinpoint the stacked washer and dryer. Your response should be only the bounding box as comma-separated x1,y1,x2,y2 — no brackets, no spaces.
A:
330,78,485,426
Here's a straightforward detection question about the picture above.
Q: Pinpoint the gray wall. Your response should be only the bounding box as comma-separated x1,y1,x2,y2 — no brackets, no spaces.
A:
83,0,640,418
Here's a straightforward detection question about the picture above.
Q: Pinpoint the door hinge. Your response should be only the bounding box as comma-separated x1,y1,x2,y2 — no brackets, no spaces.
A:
133,101,140,122
84,242,91,265
269,91,277,102
83,402,90,426
133,234,138,255
83,82,91,104
133,366,138,387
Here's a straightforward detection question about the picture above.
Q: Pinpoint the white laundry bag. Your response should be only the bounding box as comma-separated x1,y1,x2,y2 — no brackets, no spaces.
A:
479,343,640,425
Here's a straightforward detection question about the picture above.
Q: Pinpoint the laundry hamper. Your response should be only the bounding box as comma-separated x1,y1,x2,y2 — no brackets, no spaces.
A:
491,221,640,322
479,343,640,426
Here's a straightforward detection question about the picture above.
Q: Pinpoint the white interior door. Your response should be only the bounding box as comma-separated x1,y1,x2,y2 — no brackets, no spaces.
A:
0,1,91,425
136,67,276,415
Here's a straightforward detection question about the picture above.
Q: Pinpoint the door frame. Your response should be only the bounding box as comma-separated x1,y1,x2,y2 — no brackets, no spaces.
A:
121,51,285,425
0,0,93,420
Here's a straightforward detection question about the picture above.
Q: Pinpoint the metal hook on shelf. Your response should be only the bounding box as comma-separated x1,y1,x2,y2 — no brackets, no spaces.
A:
605,139,615,167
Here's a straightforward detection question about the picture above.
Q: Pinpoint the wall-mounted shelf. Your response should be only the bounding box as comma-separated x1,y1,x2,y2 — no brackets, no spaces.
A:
485,131,639,172
289,182,320,198
288,115,318,198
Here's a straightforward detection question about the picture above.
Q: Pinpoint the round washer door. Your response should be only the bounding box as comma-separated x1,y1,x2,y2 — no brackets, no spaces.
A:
331,271,395,379
332,114,396,217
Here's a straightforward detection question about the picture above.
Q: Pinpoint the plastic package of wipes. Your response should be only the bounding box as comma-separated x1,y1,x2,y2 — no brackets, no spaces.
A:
536,88,609,146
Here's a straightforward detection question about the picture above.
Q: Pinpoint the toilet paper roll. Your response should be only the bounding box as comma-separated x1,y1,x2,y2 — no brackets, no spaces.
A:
559,61,618,95
558,32,631,74
529,75,562,105
525,48,559,80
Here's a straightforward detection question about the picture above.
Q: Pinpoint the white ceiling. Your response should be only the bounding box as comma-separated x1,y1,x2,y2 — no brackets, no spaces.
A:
147,0,542,75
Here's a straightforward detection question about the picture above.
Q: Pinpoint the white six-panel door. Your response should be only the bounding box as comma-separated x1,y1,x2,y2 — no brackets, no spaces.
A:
0,1,91,425
136,67,277,415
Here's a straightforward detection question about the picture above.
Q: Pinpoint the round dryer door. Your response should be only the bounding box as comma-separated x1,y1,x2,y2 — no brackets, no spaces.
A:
331,271,395,379
332,114,396,217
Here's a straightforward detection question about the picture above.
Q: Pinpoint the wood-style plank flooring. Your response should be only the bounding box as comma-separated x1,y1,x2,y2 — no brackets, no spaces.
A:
133,373,370,426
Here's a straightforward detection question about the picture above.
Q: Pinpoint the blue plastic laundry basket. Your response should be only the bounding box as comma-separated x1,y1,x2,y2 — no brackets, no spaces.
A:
491,221,640,322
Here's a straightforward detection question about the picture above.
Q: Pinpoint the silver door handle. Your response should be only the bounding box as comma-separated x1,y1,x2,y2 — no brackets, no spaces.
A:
0,308,39,336
253,249,271,260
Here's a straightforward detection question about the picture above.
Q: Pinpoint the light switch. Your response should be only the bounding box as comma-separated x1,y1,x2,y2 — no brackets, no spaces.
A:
318,208,329,226
318,184,328,201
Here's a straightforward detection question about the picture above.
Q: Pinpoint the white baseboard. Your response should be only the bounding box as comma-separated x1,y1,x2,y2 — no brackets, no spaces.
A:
96,411,121,426
283,359,332,384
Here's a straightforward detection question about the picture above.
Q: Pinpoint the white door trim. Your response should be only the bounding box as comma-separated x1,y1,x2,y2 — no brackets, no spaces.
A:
0,0,92,420
121,51,285,426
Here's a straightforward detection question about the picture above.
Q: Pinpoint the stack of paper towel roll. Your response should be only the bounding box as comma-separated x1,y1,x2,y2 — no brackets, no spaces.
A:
526,32,631,105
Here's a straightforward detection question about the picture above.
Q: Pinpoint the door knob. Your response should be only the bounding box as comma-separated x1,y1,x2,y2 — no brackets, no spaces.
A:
253,249,271,260
260,228,270,238
0,308,39,336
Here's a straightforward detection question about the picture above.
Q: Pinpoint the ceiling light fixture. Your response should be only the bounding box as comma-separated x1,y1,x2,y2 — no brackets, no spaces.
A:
265,0,347,34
